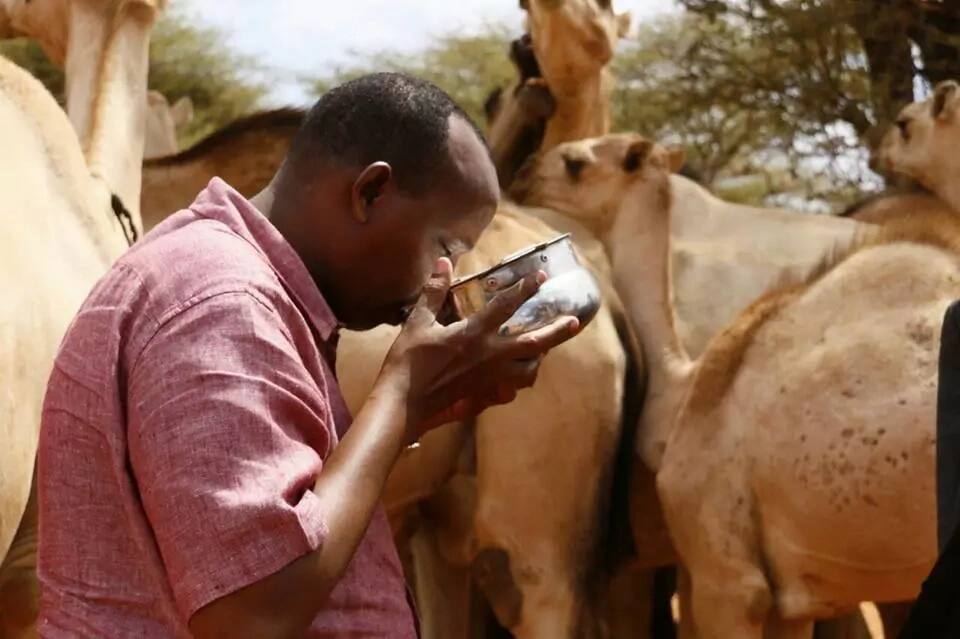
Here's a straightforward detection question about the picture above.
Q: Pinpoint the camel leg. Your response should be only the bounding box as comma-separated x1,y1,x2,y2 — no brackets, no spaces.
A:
876,601,913,638
412,477,485,639
602,562,654,639
764,616,814,639
676,566,696,639
812,611,873,639
0,478,38,638
652,566,678,639
409,524,480,639
689,588,765,639
684,565,773,639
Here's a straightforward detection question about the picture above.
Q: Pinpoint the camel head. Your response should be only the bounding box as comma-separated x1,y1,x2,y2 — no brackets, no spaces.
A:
0,3,14,38
0,0,69,64
0,0,165,65
521,0,631,80
510,133,685,236
876,80,960,208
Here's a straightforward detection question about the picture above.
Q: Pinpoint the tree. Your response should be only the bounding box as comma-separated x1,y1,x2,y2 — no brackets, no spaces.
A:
0,8,268,147
611,10,878,210
308,25,517,129
637,0,959,209
679,0,960,135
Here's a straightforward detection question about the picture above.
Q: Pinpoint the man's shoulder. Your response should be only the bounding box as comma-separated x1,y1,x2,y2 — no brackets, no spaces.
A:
115,211,288,322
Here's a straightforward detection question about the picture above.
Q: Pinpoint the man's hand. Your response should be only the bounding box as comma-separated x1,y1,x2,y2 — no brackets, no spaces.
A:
380,257,581,442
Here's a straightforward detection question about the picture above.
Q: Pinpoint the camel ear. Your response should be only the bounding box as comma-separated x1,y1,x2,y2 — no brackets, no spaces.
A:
170,96,194,129
933,81,960,121
616,12,632,38
146,89,167,107
623,139,654,172
666,146,686,174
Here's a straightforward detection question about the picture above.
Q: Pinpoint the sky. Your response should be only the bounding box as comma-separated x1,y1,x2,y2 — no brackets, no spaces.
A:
177,0,676,106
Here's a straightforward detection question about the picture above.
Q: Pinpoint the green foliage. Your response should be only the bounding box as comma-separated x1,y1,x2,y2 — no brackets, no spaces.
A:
308,25,517,129
612,11,879,210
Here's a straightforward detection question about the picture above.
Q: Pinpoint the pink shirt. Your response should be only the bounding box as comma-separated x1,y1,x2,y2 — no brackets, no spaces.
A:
37,178,418,637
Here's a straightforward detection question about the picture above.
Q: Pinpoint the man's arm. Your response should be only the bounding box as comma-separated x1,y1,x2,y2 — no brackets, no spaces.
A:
187,381,411,638
174,261,576,638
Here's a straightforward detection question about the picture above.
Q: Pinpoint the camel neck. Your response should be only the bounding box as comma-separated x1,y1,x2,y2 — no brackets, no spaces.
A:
605,178,691,390
938,178,960,214
66,2,157,237
604,176,694,470
542,71,610,150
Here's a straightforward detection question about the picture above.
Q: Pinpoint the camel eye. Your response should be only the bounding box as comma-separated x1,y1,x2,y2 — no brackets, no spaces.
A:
597,0,611,8
897,119,911,141
563,155,587,181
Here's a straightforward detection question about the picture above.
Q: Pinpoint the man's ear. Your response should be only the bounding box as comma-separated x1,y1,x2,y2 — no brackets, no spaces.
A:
351,162,392,223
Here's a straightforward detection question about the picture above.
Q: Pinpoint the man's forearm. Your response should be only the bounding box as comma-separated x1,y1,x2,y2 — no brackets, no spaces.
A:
308,378,411,590
189,379,410,638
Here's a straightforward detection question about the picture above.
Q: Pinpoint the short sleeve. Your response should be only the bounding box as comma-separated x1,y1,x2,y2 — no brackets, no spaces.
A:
127,290,333,621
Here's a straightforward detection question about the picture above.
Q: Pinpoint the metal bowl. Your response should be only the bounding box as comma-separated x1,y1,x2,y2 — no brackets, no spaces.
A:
446,233,602,336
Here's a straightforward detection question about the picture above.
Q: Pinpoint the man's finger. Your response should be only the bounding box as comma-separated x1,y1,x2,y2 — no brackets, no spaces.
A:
408,257,453,325
498,315,580,359
472,270,546,332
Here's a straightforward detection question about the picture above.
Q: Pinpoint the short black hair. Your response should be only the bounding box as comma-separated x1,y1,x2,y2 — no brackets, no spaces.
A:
285,72,488,195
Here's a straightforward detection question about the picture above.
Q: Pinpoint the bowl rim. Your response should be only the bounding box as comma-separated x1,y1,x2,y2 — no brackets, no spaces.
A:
450,233,573,289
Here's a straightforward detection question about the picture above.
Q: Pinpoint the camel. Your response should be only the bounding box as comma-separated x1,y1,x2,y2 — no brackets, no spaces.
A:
144,89,193,159
484,34,556,188
840,189,955,225
0,2,191,161
519,132,950,638
1,1,188,191
0,1,161,635
0,0,68,67
338,209,630,638
140,108,305,230
510,139,862,361
522,0,630,151
833,83,960,229
485,0,630,189
875,80,960,214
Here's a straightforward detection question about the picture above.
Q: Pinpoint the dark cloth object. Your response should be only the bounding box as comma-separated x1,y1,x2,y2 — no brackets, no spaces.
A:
899,300,960,638
938,300,960,551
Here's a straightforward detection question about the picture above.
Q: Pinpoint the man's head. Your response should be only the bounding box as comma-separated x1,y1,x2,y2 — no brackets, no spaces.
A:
266,73,500,330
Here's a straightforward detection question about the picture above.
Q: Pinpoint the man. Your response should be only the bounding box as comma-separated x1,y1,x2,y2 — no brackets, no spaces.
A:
37,73,579,637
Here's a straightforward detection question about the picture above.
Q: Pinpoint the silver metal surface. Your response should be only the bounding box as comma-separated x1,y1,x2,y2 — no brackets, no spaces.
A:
448,234,602,335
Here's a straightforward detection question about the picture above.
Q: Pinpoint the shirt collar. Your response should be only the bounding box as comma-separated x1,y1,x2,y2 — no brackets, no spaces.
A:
190,177,341,342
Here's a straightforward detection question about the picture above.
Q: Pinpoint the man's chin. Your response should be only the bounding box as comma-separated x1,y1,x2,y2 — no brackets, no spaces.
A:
341,309,406,331
385,306,410,327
